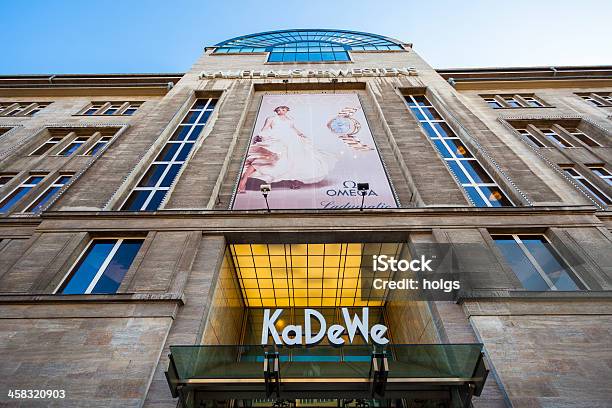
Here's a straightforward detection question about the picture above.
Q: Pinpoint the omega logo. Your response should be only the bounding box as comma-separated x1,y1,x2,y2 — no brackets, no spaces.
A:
261,307,389,346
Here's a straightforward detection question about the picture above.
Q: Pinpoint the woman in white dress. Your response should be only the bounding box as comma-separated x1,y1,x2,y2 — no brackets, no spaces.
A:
238,105,336,193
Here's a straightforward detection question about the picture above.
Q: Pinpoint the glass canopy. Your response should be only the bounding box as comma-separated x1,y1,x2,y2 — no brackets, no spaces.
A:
213,29,405,62
230,243,403,307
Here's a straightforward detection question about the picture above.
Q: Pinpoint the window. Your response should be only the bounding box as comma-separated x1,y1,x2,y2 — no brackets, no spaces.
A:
404,94,513,207
122,98,217,211
78,101,143,116
213,29,403,63
56,238,144,294
0,174,15,189
30,137,64,156
503,97,521,108
540,128,574,148
57,137,89,156
483,98,502,109
578,92,612,107
492,234,584,290
481,94,547,108
84,136,112,156
565,128,602,147
23,175,72,213
0,102,51,117
521,96,544,107
516,129,545,148
562,167,611,205
589,167,612,186
0,174,47,213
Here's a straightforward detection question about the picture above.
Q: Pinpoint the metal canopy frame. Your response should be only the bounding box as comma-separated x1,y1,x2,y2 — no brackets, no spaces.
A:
165,346,488,408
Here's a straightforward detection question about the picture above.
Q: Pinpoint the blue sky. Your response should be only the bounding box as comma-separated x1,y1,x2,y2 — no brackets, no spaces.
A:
1,0,610,74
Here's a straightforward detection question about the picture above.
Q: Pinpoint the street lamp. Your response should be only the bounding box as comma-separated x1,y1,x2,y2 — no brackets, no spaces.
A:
357,183,369,211
260,184,271,213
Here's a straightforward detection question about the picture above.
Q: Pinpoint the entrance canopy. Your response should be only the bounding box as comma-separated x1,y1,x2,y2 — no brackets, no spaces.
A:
166,344,488,407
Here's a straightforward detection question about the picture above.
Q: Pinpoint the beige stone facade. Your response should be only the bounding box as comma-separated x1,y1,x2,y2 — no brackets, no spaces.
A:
0,31,611,408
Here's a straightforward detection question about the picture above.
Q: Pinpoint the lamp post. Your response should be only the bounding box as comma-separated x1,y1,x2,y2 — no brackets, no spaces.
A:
260,184,271,213
357,182,369,211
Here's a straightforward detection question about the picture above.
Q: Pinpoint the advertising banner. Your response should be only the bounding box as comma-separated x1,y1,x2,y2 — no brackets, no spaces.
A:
232,93,398,209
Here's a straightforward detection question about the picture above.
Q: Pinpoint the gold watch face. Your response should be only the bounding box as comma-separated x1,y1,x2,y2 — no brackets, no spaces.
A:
327,116,360,135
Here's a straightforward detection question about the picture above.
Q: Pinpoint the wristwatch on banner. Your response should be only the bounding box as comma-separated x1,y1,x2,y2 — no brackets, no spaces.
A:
326,107,373,151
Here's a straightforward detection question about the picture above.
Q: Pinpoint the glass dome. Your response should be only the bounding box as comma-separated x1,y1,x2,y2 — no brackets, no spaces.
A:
213,29,404,62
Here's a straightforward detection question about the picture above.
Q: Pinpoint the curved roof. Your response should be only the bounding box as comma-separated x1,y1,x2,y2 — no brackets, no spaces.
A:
214,29,404,53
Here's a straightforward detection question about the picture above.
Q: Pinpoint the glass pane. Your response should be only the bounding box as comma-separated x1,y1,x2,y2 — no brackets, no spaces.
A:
176,143,194,161
122,190,150,211
444,139,472,158
493,237,550,290
59,143,83,156
197,110,212,124
421,107,443,121
27,186,60,212
88,142,106,156
61,240,116,294
519,236,580,290
268,53,283,62
446,161,471,184
479,186,512,207
182,110,200,124
431,123,456,138
193,99,209,109
139,164,168,187
91,240,143,294
156,143,181,161
170,125,191,141
432,139,454,158
464,187,488,207
160,164,182,187
144,190,166,211
0,187,32,212
461,161,494,183
187,125,204,141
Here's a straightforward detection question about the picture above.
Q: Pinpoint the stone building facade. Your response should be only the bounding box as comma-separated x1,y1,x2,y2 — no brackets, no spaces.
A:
0,30,610,408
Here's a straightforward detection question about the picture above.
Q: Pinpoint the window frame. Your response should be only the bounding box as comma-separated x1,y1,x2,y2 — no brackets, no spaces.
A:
562,166,612,205
29,136,64,156
404,94,514,207
589,166,612,186
54,237,143,294
491,233,587,291
0,173,48,213
76,101,143,116
120,98,217,211
22,174,72,213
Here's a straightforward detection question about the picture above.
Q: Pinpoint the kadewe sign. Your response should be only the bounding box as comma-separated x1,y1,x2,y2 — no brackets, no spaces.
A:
261,307,389,346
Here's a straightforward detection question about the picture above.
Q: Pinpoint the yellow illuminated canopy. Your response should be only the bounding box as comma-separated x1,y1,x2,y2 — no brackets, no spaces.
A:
230,243,402,307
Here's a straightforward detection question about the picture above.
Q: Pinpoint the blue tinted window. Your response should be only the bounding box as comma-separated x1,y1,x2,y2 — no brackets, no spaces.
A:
171,126,191,141
60,240,116,294
268,53,283,62
28,186,60,213
140,164,167,187
60,239,143,294
160,164,182,187
176,144,193,161
123,190,149,211
122,98,217,211
519,236,581,290
157,144,181,161
145,190,166,210
493,237,550,290
213,30,402,62
494,235,582,291
0,187,32,212
91,240,143,294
